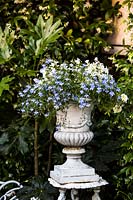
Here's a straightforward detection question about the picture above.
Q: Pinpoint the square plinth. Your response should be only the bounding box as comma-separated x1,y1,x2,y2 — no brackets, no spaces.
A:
50,165,100,184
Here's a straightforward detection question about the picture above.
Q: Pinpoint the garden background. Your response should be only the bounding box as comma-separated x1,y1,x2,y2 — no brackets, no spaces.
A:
0,0,132,199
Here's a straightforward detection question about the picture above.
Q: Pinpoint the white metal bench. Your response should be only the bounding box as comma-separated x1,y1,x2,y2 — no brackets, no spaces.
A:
0,180,23,200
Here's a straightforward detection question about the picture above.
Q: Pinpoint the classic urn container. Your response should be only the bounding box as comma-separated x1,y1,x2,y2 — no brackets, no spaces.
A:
50,102,100,184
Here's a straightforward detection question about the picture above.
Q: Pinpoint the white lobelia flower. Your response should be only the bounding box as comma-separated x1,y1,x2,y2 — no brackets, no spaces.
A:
121,94,128,103
75,58,81,64
30,197,40,200
113,104,122,113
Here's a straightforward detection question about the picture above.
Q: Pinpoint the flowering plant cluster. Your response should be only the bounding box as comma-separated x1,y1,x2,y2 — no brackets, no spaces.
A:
19,58,128,118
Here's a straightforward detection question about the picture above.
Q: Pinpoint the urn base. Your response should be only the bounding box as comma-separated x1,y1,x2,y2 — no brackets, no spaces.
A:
50,148,100,184
50,170,100,184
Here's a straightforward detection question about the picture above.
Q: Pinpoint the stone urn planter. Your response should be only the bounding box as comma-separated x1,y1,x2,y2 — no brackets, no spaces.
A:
50,102,100,184
54,102,94,146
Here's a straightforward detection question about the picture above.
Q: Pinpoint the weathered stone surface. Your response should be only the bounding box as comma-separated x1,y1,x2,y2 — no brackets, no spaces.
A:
48,178,108,189
49,102,108,198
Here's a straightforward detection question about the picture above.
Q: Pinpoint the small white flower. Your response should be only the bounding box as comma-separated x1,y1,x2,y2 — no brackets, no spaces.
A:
39,5,45,10
75,58,81,65
121,94,128,103
84,1,91,8
113,105,122,113
96,27,101,33
30,197,40,200
104,46,111,52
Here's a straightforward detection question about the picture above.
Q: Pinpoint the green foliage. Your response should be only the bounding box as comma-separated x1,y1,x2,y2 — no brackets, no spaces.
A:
0,0,121,59
0,76,14,97
19,15,62,60
0,120,30,155
0,119,33,181
47,0,121,59
110,1,133,196
16,176,58,200
0,14,62,102
84,115,122,172
0,25,15,64
111,49,133,199
0,1,129,200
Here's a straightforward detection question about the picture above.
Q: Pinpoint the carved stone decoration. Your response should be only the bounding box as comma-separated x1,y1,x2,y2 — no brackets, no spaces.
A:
54,102,94,146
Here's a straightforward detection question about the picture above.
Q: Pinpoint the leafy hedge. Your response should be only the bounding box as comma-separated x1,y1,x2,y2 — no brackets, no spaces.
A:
0,0,132,200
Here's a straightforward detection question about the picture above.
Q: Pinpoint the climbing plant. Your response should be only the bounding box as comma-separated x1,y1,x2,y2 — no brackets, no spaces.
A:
110,1,133,199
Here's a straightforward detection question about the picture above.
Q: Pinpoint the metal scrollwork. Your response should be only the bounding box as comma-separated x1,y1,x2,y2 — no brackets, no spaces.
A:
57,189,66,200
71,189,79,200
0,180,23,200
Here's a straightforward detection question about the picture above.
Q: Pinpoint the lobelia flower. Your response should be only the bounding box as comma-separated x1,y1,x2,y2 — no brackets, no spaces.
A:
18,58,127,118
30,197,40,200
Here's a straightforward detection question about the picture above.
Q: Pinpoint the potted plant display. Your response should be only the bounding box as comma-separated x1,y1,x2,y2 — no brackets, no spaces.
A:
19,57,128,184
19,57,127,119
19,57,128,147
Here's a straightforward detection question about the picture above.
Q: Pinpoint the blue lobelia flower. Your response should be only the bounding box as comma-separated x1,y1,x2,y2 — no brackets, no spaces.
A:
45,58,53,64
90,83,95,90
40,65,46,74
109,91,115,97
97,87,102,93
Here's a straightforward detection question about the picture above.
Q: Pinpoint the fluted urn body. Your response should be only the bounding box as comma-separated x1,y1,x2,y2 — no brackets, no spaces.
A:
54,102,94,147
